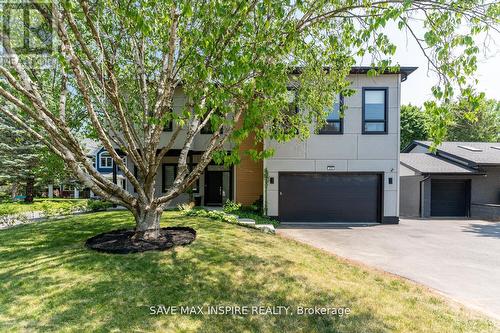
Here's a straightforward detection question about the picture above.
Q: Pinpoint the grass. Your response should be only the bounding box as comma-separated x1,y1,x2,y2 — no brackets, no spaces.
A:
0,198,88,216
0,211,496,332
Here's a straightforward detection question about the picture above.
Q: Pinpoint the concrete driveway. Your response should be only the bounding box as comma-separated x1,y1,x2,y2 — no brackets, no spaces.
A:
278,219,500,320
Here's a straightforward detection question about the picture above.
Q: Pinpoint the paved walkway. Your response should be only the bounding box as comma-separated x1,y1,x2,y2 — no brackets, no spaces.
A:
278,219,500,320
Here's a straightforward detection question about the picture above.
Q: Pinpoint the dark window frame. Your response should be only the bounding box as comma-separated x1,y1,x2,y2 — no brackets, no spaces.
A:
200,122,214,134
201,107,224,135
162,163,177,193
163,120,173,132
319,94,344,135
362,87,388,134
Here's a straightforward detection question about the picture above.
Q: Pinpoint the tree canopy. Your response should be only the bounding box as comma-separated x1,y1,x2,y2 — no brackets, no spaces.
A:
0,0,498,239
401,96,499,149
400,104,429,150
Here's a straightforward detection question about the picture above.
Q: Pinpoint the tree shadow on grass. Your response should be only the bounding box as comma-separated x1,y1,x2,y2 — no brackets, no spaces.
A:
0,211,459,332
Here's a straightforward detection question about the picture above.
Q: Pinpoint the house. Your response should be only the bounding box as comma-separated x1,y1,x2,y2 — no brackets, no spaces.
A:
99,67,416,223
54,139,127,199
263,67,417,223
400,141,500,220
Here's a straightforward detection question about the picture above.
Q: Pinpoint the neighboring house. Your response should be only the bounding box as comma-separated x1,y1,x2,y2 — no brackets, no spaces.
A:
94,67,417,224
76,139,127,198
400,141,500,220
92,147,128,191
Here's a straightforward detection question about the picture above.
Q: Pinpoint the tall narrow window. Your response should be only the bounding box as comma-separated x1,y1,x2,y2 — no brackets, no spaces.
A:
162,164,177,193
362,88,387,134
320,94,343,134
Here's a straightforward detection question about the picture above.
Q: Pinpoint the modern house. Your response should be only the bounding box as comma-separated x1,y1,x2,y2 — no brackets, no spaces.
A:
263,68,417,223
100,67,417,224
400,141,500,220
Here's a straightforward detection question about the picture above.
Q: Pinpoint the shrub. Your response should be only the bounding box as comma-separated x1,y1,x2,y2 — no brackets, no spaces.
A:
183,208,238,224
223,200,241,213
87,199,113,212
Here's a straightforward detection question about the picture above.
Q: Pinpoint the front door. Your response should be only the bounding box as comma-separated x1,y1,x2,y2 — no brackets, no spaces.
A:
206,171,223,205
205,170,231,206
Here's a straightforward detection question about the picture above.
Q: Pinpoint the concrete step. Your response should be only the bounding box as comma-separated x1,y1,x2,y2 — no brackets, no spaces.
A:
254,224,276,234
237,218,256,226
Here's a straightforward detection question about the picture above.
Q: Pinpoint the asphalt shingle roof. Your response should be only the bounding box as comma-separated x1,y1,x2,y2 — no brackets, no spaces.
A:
414,141,500,166
400,153,478,174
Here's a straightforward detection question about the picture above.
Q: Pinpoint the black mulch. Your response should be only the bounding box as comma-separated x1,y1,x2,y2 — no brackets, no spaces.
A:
85,227,196,254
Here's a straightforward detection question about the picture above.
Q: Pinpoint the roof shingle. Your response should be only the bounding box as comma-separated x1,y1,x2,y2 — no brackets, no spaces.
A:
400,153,478,174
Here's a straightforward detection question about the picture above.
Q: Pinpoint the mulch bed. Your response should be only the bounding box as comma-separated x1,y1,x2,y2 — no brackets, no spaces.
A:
85,227,196,254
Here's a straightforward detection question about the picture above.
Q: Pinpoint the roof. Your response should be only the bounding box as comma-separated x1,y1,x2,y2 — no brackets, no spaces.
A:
400,153,478,174
290,66,418,82
406,141,500,166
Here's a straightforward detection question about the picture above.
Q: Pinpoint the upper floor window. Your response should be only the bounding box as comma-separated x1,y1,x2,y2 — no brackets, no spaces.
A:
362,88,388,134
200,122,214,134
163,121,173,132
319,94,343,134
281,88,300,134
100,153,113,168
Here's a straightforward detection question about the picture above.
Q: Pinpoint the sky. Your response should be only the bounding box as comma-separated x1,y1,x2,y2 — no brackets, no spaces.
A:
357,21,500,106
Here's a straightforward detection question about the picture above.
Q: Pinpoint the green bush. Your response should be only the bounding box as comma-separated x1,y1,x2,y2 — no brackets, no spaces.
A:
183,208,238,224
223,200,241,213
87,199,113,212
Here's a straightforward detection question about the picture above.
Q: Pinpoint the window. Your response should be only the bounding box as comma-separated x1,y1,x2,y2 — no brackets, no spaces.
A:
273,88,300,135
162,164,177,193
163,121,173,132
362,88,387,134
319,94,343,134
201,122,214,134
100,153,113,168
200,107,223,135
189,164,200,193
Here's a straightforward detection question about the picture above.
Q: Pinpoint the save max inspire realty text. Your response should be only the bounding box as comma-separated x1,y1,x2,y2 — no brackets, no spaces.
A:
149,305,351,316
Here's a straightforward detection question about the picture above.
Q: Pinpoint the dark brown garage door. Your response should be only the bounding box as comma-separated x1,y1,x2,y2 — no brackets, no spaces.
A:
431,179,470,217
279,173,382,223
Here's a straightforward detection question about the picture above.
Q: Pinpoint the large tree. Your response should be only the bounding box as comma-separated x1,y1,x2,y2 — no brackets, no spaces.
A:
0,112,70,201
0,1,497,240
424,95,499,143
445,97,499,142
400,104,428,150
0,112,42,201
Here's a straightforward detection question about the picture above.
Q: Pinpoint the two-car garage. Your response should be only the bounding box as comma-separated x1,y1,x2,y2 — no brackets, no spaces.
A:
278,173,383,223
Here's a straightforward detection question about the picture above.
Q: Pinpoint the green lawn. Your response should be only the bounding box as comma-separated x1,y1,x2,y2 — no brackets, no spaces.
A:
0,211,496,332
0,198,87,216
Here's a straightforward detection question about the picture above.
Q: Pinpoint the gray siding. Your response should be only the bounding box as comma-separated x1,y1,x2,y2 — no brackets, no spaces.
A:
471,167,500,204
400,175,423,217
